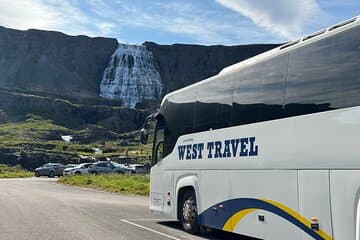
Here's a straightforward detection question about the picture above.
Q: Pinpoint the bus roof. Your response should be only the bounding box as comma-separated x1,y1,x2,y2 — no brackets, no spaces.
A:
161,15,360,107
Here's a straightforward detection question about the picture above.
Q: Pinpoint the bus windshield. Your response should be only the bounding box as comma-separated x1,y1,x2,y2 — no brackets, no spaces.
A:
141,113,165,165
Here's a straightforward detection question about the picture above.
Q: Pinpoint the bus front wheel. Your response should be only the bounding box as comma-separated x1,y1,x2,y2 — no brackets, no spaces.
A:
180,189,200,234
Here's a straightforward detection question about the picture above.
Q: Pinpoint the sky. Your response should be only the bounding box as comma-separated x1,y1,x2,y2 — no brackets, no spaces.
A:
0,0,358,45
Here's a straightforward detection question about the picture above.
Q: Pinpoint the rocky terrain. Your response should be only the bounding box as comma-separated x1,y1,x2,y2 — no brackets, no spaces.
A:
0,26,279,169
0,26,118,100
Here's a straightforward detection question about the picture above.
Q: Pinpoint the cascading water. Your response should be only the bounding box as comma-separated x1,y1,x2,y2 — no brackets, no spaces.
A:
99,43,162,108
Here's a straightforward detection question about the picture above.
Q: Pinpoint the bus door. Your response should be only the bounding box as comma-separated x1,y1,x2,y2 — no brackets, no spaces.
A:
142,114,170,214
140,113,165,165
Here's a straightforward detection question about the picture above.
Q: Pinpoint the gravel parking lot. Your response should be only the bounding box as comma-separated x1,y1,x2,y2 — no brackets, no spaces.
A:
0,178,250,240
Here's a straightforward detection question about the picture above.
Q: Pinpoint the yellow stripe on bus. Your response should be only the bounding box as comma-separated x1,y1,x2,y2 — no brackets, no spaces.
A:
221,198,333,240
223,208,256,232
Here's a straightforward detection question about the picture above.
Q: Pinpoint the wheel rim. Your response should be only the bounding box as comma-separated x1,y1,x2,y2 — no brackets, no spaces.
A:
182,197,197,224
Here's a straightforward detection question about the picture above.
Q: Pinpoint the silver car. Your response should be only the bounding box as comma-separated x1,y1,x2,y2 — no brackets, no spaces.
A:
88,161,134,175
35,163,66,178
63,163,93,176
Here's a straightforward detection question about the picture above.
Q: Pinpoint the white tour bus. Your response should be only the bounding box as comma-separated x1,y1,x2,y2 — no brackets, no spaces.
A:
141,16,360,240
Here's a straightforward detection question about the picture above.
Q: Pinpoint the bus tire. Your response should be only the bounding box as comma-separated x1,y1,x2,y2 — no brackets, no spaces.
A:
180,189,200,234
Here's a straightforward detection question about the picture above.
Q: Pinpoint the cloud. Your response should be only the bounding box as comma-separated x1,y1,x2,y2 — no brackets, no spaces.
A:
0,0,114,37
216,0,324,39
0,0,60,30
85,1,227,43
94,22,117,35
85,0,275,44
0,0,282,44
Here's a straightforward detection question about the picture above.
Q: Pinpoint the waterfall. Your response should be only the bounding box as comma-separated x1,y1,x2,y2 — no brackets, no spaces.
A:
99,43,162,108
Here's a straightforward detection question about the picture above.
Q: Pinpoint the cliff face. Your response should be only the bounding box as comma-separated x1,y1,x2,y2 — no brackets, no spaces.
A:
144,42,280,93
0,26,118,99
0,26,279,107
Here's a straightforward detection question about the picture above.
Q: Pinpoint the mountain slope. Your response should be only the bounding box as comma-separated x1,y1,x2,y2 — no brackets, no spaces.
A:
0,26,279,105
0,26,118,100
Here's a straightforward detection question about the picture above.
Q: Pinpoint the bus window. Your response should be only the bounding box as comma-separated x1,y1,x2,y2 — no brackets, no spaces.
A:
285,36,337,117
141,115,157,165
141,118,155,145
257,55,287,121
232,66,261,125
152,117,165,165
333,26,360,108
194,75,234,131
194,84,218,132
154,130,164,163
161,88,196,156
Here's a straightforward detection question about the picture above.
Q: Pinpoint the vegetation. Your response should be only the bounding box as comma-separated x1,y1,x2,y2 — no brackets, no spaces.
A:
0,114,153,170
58,174,150,196
0,164,33,178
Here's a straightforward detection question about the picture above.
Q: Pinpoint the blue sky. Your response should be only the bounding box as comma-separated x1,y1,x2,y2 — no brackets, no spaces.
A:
0,0,358,45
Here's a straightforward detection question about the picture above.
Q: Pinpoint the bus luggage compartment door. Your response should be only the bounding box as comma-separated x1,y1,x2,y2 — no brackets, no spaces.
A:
298,170,333,240
230,170,300,240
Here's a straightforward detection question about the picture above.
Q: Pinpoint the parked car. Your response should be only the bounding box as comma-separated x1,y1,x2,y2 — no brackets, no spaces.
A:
63,163,93,176
35,163,66,178
126,164,149,174
65,164,78,168
88,161,134,175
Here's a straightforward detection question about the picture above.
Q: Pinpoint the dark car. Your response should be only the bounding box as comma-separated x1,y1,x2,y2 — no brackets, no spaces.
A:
35,163,66,178
88,161,134,175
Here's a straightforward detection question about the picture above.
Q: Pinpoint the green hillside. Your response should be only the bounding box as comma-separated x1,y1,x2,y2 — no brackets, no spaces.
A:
0,114,152,170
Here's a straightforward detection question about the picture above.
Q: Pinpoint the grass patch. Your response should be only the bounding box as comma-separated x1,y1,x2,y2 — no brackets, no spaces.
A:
0,114,153,166
0,164,33,178
58,174,150,196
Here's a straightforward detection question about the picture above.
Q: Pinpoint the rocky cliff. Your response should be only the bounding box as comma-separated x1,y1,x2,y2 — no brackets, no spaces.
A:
0,26,279,108
0,26,118,100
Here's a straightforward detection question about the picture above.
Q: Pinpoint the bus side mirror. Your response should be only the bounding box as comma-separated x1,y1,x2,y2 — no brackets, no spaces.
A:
140,128,148,144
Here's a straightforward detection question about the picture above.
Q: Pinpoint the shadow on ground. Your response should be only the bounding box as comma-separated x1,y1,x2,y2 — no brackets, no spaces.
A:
158,221,260,240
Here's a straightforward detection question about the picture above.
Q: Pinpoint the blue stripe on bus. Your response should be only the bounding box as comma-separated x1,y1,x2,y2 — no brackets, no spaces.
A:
198,198,332,240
